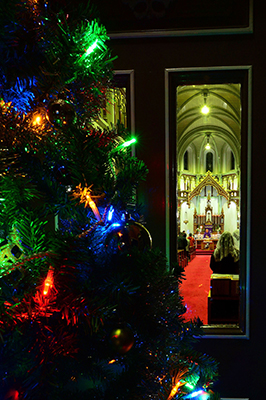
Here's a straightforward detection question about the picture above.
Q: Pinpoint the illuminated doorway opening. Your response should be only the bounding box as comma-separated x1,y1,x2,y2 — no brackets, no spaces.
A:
165,66,251,336
176,82,241,326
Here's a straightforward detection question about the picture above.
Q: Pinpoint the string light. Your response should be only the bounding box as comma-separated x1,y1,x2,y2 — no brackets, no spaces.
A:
166,368,188,400
111,137,137,153
72,183,102,222
84,39,99,57
167,380,181,400
184,389,209,399
43,267,54,296
185,383,195,390
32,114,42,125
107,206,114,221
87,195,101,222
108,137,137,179
4,389,19,400
75,20,108,67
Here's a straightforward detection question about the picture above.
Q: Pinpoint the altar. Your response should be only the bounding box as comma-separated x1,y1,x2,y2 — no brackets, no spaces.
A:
177,172,239,242
200,240,216,250
193,210,224,236
196,237,219,251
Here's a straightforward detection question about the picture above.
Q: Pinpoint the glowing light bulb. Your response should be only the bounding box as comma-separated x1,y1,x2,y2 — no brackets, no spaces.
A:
85,39,99,56
43,267,54,296
185,389,207,399
185,383,195,390
87,195,101,222
72,184,102,222
205,134,211,150
107,206,114,221
111,138,137,153
111,223,121,228
121,138,136,148
168,381,181,400
201,105,210,114
79,39,99,63
33,114,42,125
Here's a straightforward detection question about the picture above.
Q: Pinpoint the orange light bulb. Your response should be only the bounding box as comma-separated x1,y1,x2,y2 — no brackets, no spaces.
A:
43,268,54,296
33,114,42,125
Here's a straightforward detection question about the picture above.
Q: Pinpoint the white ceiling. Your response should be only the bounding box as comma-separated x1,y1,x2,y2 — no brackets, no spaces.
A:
176,83,241,167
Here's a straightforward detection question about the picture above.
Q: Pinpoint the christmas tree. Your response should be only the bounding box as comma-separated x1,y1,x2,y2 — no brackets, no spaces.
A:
0,1,220,399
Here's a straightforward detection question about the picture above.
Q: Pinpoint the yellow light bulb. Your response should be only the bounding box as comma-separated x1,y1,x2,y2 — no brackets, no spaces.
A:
201,105,210,114
87,195,102,222
168,381,181,400
33,114,42,125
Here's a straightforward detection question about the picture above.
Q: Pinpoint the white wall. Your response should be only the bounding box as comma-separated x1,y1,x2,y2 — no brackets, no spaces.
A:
223,202,237,233
198,196,219,215
180,202,195,234
179,194,238,234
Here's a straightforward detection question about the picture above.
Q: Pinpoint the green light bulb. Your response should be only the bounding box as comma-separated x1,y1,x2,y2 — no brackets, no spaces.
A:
121,138,137,148
85,39,99,56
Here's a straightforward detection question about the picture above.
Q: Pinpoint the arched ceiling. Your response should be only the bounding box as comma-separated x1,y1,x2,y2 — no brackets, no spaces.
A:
176,83,241,164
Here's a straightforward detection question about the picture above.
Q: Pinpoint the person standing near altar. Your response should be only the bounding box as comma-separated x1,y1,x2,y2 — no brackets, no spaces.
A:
187,233,195,260
188,233,195,248
203,228,211,239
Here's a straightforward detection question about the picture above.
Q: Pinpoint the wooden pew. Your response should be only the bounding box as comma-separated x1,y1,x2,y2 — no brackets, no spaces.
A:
178,249,188,268
208,273,239,324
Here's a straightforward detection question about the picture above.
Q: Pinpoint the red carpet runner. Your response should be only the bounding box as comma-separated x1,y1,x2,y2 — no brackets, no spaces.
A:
180,255,213,325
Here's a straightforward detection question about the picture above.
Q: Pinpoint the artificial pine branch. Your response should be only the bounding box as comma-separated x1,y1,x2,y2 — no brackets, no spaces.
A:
0,1,220,399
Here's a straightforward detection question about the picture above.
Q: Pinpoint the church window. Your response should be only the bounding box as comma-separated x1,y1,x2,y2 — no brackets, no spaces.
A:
206,152,213,172
231,151,235,170
184,150,188,170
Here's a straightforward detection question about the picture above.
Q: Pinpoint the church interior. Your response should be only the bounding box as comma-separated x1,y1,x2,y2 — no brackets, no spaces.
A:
176,83,242,326
177,83,241,245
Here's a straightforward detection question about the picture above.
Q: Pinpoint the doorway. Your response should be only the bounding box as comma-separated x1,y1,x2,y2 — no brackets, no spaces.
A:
165,66,251,336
